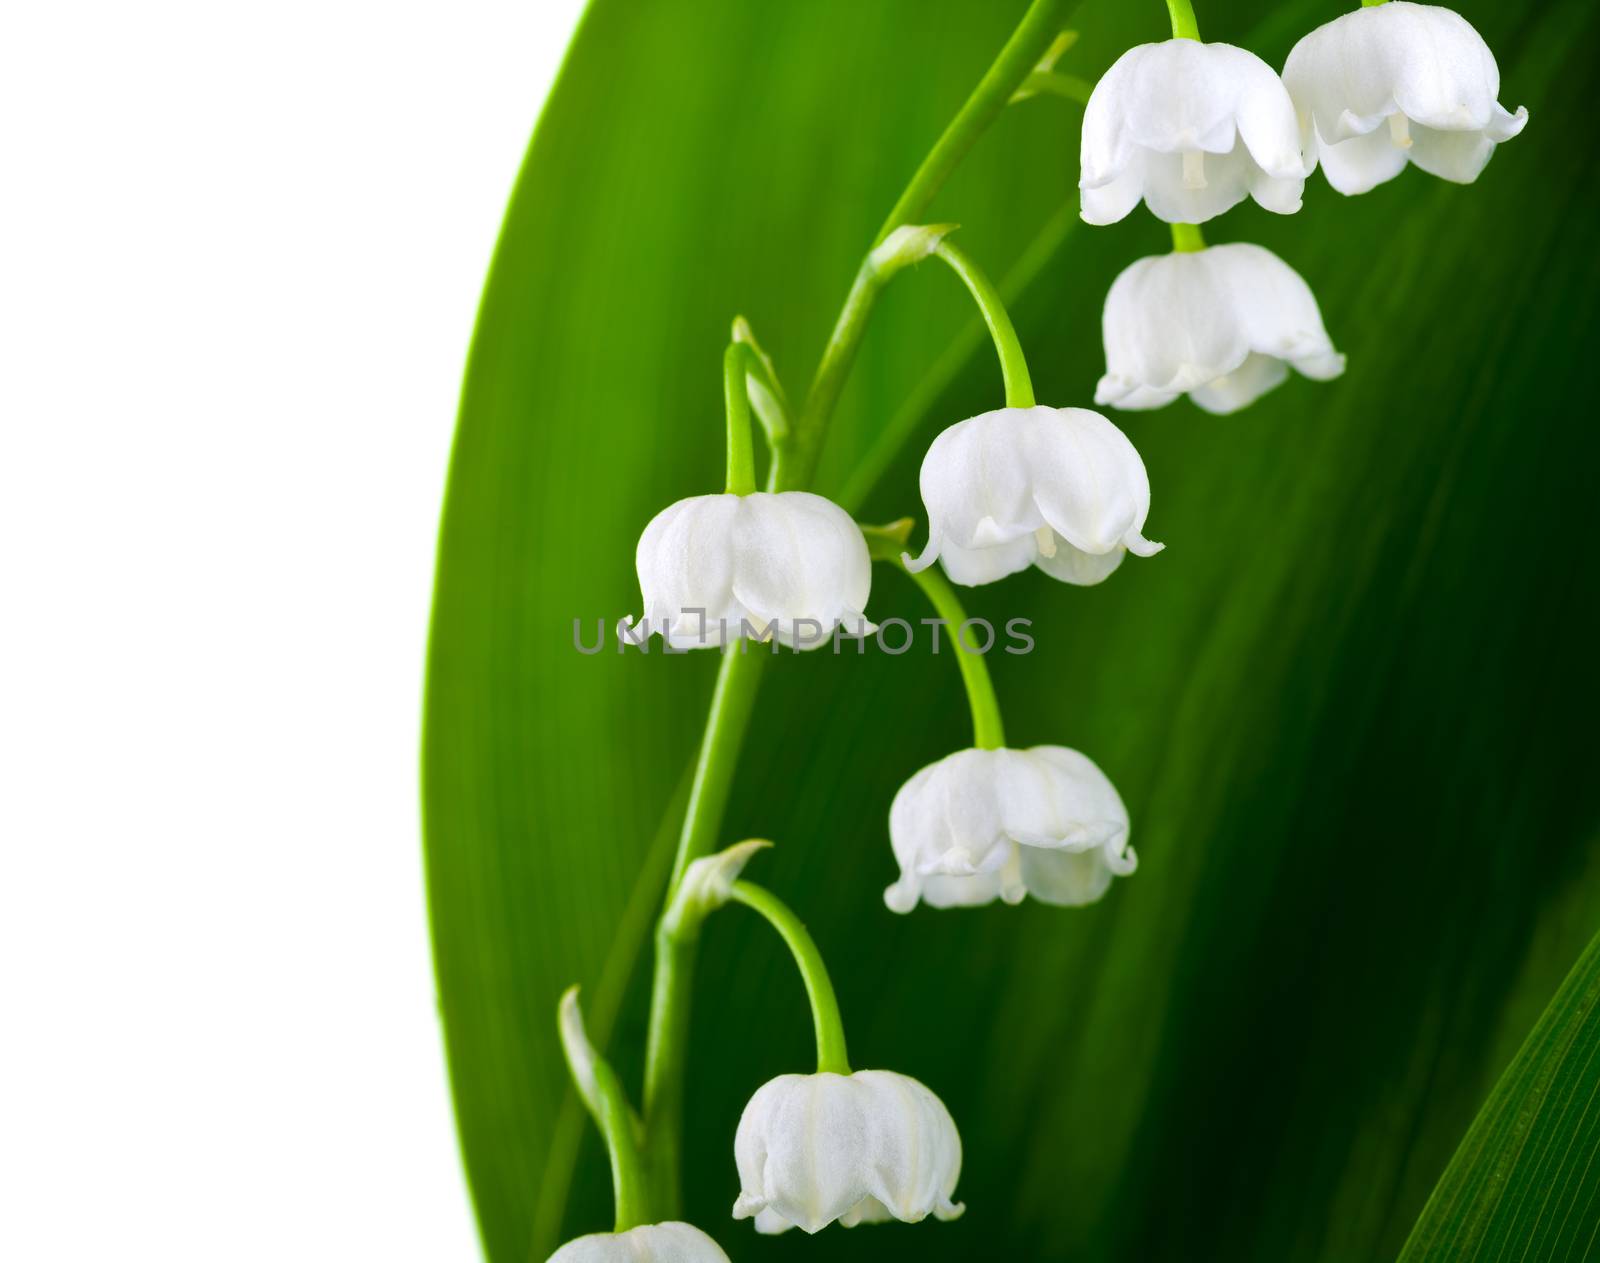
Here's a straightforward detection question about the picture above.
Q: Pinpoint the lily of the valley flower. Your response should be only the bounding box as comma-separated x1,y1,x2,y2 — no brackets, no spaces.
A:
885,745,1134,912
907,406,1161,587
1080,39,1306,225
547,1223,730,1262
1283,2,1527,196
629,491,872,649
733,1070,963,1234
1096,242,1344,414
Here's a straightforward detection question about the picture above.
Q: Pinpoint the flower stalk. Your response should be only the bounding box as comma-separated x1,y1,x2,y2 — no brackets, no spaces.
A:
863,520,1006,751
728,880,850,1075
931,238,1035,409
784,0,1068,490
1166,0,1201,41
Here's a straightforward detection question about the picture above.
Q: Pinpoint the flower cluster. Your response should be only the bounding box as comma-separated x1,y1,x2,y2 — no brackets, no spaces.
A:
1087,1,1523,414
545,4,1525,1258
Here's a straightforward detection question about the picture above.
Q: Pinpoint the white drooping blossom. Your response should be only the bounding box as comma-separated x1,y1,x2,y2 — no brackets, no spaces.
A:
1080,39,1306,225
733,1070,964,1234
1096,242,1344,415
628,491,872,649
546,1222,730,1263
1282,2,1527,196
885,746,1135,912
906,406,1162,587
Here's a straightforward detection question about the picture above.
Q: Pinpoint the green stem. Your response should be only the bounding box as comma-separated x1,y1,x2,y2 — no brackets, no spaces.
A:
641,646,766,1211
837,202,1078,514
908,563,1007,750
723,343,756,495
863,526,1006,750
873,0,1067,245
641,925,695,1210
1166,0,1201,40
1170,222,1206,253
728,881,850,1075
932,238,1035,409
594,1074,647,1231
663,648,768,896
782,0,1066,489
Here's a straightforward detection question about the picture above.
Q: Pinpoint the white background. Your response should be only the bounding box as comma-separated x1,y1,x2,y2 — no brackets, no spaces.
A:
0,3,585,1257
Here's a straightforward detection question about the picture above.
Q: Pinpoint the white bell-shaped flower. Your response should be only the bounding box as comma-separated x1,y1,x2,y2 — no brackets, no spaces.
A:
1096,243,1344,415
1282,2,1527,195
1080,39,1306,225
907,406,1161,587
733,1070,963,1234
885,746,1135,912
547,1222,730,1263
629,491,872,650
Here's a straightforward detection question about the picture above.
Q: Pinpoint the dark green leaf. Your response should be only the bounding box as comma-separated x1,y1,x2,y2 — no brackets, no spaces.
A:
1401,928,1600,1262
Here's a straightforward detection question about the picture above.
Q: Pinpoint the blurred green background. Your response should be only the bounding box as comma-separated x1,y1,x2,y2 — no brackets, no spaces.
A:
422,0,1600,1259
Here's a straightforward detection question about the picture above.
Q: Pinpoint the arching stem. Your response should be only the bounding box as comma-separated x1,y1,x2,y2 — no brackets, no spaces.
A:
931,238,1035,409
863,522,1007,751
727,881,851,1075
781,0,1067,488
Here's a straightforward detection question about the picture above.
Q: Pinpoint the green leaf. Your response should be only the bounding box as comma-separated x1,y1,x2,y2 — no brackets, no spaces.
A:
1401,928,1600,1261
423,1,1600,1260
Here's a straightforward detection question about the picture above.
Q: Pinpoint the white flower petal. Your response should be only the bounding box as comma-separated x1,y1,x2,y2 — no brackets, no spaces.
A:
1094,375,1182,412
934,534,1039,586
733,1071,963,1234
1407,119,1506,184
633,491,871,650
1187,353,1291,415
1136,141,1263,225
1080,39,1304,224
1313,123,1410,195
1101,253,1249,401
1079,153,1147,226
546,1222,730,1263
1100,243,1341,415
1016,847,1118,907
915,414,1042,552
886,745,1134,911
1022,408,1155,558
913,407,1157,587
1284,2,1526,193
1033,539,1128,586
